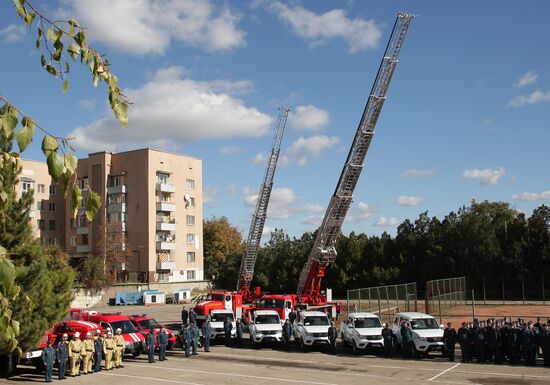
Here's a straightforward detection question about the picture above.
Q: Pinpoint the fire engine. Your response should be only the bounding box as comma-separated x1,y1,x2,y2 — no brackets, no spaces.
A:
130,315,176,349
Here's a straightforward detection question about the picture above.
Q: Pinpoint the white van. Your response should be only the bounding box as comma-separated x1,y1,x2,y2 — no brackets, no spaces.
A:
209,309,236,340
293,311,330,351
340,312,383,354
392,312,444,357
249,310,283,346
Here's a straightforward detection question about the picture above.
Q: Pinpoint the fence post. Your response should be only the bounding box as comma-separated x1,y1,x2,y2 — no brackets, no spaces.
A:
385,286,391,324
437,289,443,325
377,287,381,316
347,290,349,315
358,289,361,313
395,285,400,313
471,289,476,322
405,285,409,312
368,288,372,313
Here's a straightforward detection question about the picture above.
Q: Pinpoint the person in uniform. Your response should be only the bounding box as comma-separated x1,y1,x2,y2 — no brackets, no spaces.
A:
184,324,192,357
181,307,189,326
93,330,103,372
223,318,232,347
443,322,457,362
158,327,169,361
202,318,212,352
191,322,200,355
328,321,338,355
288,309,297,325
472,322,485,363
542,323,550,367
103,332,115,370
56,334,69,380
146,329,156,363
189,309,196,325
282,319,292,351
382,323,394,359
68,331,82,377
42,340,56,383
401,321,412,358
507,323,519,365
81,332,95,374
523,323,536,366
457,322,470,362
113,328,125,368
236,319,244,348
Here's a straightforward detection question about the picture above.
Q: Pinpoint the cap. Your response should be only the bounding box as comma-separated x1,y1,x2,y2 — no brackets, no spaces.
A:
96,330,102,335
46,340,52,345
74,331,80,338
86,332,92,337
107,331,113,336
62,334,68,339
116,328,122,333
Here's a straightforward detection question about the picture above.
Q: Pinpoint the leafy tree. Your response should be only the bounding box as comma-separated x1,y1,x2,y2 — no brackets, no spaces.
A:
203,216,243,282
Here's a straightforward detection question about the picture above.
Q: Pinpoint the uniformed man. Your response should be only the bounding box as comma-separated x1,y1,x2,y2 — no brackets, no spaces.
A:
42,340,56,383
382,323,394,358
191,322,200,355
485,321,495,362
282,319,292,351
93,330,103,372
183,324,192,357
223,318,232,347
288,309,297,325
472,323,485,363
443,322,457,362
68,331,82,376
82,332,95,374
113,328,125,368
202,319,212,352
523,323,536,366
158,327,169,361
542,324,550,367
189,309,196,325
457,322,470,362
181,306,189,326
146,329,156,363
103,332,115,370
401,321,412,358
236,319,244,348
507,323,519,365
328,321,338,355
57,334,69,380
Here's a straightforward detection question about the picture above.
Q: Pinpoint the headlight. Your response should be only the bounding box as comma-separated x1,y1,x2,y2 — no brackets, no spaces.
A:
418,337,427,341
306,332,313,337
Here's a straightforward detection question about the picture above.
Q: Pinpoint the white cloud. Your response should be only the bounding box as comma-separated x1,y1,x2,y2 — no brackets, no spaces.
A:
288,105,330,132
69,66,272,152
516,71,538,87
512,190,550,201
375,217,400,227
249,152,267,165
78,98,96,110
401,169,434,178
0,24,26,43
302,215,323,227
59,0,245,55
397,195,422,206
203,186,218,205
219,146,241,155
302,203,324,213
463,167,506,186
269,2,381,53
243,186,298,220
507,90,550,108
285,135,340,166
345,201,375,223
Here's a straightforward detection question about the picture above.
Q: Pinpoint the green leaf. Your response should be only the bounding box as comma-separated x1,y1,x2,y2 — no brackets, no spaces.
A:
46,152,64,181
35,37,40,49
67,43,81,60
65,61,70,72
73,31,86,47
0,255,15,287
46,65,57,76
10,319,20,337
60,172,71,196
37,27,42,37
2,114,18,136
40,54,46,67
41,135,58,156
71,184,82,219
24,11,35,26
16,124,34,152
13,0,25,8
46,27,61,43
15,5,26,18
63,153,77,174
112,101,129,128
63,79,69,94
0,245,6,255
68,19,80,28
0,191,7,202
85,190,102,221
53,39,63,61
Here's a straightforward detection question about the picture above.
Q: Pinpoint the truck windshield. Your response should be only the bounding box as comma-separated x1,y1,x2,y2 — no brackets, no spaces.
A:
111,320,138,334
206,293,225,302
411,318,439,330
211,313,234,323
304,316,329,326
255,314,280,324
258,299,285,308
138,319,160,330
355,318,381,328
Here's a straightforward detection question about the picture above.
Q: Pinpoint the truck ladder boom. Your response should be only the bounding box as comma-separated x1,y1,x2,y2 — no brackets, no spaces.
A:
296,13,415,302
237,107,291,297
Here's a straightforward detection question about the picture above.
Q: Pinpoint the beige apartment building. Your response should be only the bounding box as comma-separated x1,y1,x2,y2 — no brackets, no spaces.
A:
18,148,204,283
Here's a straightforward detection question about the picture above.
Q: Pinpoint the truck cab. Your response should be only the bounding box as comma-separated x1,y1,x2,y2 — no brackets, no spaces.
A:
208,309,236,340
293,310,330,351
82,312,145,356
130,315,176,349
255,294,296,323
194,291,243,326
340,312,383,354
392,312,444,357
249,310,283,346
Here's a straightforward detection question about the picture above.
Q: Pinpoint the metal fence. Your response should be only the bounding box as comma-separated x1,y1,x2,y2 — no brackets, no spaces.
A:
470,274,548,305
425,276,467,315
346,282,417,324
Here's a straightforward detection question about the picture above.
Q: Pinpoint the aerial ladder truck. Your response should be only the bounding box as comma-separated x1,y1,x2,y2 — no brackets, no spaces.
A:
256,13,415,320
194,107,290,323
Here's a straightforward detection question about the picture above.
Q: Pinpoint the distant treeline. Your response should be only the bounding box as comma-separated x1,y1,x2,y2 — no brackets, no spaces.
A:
204,201,550,299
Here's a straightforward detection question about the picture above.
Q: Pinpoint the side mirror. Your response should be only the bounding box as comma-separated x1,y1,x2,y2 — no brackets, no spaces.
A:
440,324,444,329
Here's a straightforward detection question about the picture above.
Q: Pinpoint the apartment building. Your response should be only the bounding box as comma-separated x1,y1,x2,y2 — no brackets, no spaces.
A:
19,148,204,283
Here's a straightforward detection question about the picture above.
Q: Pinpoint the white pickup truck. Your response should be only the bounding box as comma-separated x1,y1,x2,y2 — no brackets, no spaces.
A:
392,312,444,357
249,310,283,346
340,312,384,354
209,309,236,340
293,311,330,351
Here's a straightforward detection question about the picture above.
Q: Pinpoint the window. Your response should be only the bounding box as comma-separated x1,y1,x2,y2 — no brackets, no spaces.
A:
187,252,195,263
108,175,120,187
49,220,56,231
186,233,195,244
77,178,88,189
37,184,45,194
48,203,56,212
49,185,56,195
70,236,76,247
108,194,125,204
186,179,195,189
37,201,45,211
76,216,88,227
186,215,195,226
21,179,34,192
157,173,169,184
38,219,45,230
186,270,196,280
108,212,126,223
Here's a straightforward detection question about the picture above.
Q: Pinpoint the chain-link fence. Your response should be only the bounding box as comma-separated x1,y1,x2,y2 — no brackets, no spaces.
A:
346,282,417,324
425,276,467,315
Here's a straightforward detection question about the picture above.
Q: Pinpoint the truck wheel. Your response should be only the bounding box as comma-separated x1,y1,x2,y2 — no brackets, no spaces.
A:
132,351,140,358
32,358,45,372
0,353,19,378
408,343,417,359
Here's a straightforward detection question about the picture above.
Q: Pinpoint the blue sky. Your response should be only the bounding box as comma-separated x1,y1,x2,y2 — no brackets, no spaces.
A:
1,0,549,240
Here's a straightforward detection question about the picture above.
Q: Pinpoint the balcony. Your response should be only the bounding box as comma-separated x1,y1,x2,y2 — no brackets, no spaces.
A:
107,185,126,194
156,261,176,271
77,226,89,235
156,221,176,231
156,202,176,212
107,203,127,213
156,241,176,250
156,183,176,193
76,245,89,253
106,222,126,233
